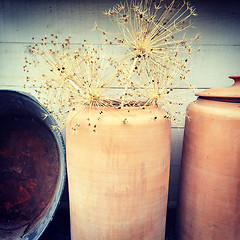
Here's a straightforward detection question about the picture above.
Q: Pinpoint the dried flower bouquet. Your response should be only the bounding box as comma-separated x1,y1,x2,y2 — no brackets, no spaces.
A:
23,0,199,126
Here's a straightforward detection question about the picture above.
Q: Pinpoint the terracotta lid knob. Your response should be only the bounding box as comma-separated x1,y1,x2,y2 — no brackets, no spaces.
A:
229,75,240,87
196,75,240,101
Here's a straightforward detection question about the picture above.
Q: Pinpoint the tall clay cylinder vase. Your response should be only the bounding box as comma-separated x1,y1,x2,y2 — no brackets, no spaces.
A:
66,105,171,240
177,76,240,240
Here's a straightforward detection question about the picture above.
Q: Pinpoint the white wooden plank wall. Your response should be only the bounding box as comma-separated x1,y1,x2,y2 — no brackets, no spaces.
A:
0,0,239,208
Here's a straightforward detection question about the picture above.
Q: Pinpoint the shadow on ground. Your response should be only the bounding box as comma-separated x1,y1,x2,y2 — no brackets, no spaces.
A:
39,206,177,240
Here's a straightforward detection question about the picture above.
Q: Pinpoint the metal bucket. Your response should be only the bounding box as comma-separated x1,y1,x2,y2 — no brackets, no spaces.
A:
0,90,66,240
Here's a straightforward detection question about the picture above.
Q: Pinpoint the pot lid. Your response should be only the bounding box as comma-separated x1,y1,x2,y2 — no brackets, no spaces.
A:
196,76,240,101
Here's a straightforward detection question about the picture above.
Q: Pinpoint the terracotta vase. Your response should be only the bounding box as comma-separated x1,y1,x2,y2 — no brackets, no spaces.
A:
176,76,240,240
66,105,171,240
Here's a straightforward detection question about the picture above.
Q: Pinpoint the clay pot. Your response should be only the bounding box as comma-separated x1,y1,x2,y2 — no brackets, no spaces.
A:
66,105,171,240
177,76,240,239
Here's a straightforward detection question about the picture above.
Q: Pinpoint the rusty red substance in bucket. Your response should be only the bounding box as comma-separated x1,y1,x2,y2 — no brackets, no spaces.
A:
0,117,59,230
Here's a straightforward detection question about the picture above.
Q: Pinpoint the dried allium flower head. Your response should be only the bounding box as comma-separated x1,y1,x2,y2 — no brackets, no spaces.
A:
95,0,199,122
23,35,121,126
24,35,76,123
127,60,196,124
97,0,197,64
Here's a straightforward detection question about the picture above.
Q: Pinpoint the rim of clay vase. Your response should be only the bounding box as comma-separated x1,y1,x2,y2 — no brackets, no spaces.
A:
72,101,162,112
67,101,169,129
196,75,240,102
